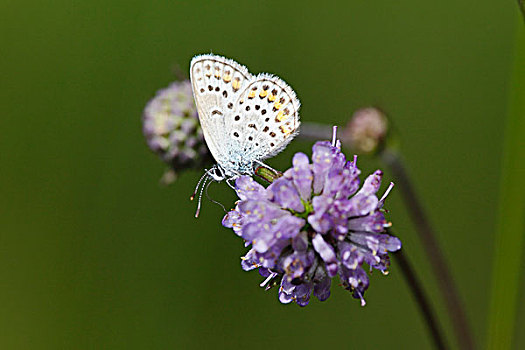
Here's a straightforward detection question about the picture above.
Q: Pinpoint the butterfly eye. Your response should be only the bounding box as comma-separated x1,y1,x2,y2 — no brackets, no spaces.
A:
214,166,225,178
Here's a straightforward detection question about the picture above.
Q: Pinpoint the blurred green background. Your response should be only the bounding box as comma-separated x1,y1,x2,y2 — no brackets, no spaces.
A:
1,0,522,349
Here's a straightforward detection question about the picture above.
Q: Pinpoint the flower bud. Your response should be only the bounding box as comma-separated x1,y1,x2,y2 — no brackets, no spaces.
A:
343,107,389,154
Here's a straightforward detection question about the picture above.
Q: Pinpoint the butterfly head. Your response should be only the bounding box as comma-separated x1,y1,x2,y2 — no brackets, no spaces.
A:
208,164,227,182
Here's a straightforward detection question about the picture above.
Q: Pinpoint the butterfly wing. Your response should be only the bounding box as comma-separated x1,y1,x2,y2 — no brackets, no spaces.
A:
224,73,301,164
190,54,253,167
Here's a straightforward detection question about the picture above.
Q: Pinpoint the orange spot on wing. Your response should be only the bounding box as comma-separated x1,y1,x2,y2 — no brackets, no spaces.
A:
275,110,286,122
232,78,241,91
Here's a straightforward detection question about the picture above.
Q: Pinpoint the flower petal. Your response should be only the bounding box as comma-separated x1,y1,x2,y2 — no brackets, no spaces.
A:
235,176,268,200
312,234,338,277
291,152,313,200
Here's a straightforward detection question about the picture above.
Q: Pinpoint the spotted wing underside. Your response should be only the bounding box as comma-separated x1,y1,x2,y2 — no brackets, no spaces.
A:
190,54,300,175
190,54,253,165
224,74,300,162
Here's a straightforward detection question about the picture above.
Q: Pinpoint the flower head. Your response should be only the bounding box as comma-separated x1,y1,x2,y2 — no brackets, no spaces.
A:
223,128,400,306
143,80,211,182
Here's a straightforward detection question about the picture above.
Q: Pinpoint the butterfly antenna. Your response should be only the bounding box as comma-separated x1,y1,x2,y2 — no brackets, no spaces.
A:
191,169,210,201
194,175,209,218
205,179,227,213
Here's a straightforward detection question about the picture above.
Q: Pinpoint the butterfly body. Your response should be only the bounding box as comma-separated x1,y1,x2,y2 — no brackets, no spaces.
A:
190,54,301,182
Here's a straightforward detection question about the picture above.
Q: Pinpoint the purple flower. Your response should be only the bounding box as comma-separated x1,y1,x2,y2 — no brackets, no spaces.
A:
222,128,401,306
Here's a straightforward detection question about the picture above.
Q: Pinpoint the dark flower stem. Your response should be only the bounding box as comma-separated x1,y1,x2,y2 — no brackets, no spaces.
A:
393,247,447,350
380,149,474,350
298,122,474,350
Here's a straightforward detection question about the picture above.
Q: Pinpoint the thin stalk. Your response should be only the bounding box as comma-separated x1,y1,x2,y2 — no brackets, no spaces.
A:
298,122,334,142
394,248,448,350
380,149,474,350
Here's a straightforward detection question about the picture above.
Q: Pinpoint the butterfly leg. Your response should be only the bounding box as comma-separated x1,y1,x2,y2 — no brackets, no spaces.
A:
226,178,236,190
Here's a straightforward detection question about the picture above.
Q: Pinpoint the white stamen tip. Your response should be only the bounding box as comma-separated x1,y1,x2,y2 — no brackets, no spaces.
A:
331,126,338,146
259,272,277,288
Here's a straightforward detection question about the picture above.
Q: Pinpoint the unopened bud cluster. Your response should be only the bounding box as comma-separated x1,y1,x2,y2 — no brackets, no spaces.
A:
143,81,211,178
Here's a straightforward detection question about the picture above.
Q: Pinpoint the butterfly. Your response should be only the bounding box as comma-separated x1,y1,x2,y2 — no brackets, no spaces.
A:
189,54,301,215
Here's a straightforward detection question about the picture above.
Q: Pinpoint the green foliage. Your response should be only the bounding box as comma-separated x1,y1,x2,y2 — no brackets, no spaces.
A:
487,13,525,350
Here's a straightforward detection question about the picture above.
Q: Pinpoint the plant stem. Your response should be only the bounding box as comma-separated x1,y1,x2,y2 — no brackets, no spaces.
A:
380,149,474,350
394,247,448,350
298,122,335,143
